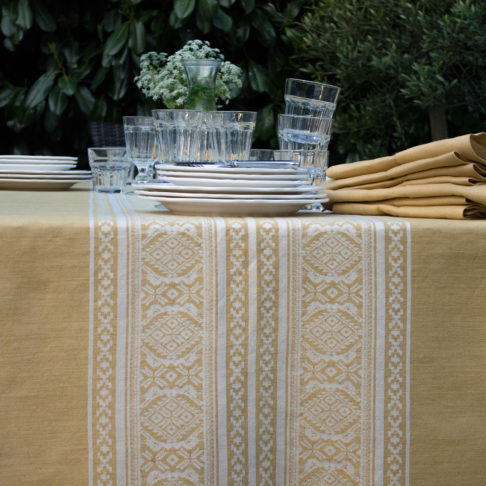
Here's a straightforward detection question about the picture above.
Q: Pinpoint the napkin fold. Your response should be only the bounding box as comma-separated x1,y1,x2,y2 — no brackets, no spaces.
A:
326,133,486,219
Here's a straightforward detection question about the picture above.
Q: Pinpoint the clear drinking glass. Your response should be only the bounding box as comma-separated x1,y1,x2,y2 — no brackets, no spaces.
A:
220,111,257,161
274,149,328,211
248,149,275,161
152,110,203,163
87,147,130,193
123,116,156,183
278,114,332,151
202,111,226,163
284,78,340,118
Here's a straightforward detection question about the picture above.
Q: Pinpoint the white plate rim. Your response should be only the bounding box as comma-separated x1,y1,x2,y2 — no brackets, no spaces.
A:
0,155,77,161
139,195,327,216
0,169,90,175
156,170,309,181
162,176,309,187
0,164,77,171
155,163,306,175
133,182,325,194
0,174,91,180
135,189,327,200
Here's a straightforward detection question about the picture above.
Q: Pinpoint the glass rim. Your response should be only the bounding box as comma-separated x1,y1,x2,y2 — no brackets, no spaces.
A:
285,78,341,92
278,113,332,120
180,59,222,65
87,147,126,151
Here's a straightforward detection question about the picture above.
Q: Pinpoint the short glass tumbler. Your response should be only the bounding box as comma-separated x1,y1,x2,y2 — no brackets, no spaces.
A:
221,111,257,162
285,78,340,118
87,147,130,193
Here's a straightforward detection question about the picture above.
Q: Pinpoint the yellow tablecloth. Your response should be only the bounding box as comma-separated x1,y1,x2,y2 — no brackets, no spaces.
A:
1,185,486,485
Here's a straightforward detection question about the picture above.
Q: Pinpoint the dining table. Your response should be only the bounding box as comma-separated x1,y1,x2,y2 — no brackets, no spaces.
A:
1,182,485,486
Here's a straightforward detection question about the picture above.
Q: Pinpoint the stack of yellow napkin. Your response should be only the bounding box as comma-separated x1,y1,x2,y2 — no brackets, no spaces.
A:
325,133,486,219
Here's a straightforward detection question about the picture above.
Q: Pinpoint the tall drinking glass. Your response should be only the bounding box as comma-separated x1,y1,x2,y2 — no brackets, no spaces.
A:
278,114,332,151
285,78,340,119
123,116,156,183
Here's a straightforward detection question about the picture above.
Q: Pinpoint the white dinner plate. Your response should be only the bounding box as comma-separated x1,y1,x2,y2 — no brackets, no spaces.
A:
162,176,308,188
135,189,325,200
156,170,309,181
0,174,91,180
0,169,90,176
0,163,77,171
0,155,77,162
0,178,87,190
133,182,325,195
139,195,329,216
156,163,306,176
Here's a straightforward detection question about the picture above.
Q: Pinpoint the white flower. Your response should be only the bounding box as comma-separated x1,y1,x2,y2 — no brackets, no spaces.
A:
134,40,243,108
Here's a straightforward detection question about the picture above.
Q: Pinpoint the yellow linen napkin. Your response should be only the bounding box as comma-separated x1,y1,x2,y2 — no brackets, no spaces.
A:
326,183,486,205
331,202,486,219
326,156,486,190
327,133,486,179
325,183,486,219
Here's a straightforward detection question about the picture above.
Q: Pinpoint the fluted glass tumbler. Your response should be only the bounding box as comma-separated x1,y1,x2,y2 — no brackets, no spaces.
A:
87,147,130,193
278,114,332,151
153,110,204,163
284,78,340,119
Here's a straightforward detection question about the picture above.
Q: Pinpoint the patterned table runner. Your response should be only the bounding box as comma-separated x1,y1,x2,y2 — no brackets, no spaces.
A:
89,193,411,485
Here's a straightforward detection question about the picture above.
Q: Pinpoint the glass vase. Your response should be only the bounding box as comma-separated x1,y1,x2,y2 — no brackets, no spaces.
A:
182,59,222,111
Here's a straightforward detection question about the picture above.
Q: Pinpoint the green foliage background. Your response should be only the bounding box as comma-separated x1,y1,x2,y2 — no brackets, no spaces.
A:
0,0,303,167
286,0,486,161
1,0,485,168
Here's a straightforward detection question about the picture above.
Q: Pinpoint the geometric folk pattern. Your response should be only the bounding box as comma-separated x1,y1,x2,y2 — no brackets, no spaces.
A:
89,195,410,486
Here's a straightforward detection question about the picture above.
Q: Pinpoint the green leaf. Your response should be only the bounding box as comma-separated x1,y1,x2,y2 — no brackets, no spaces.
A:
58,76,77,95
0,86,15,107
213,7,232,32
174,0,196,19
104,21,129,56
196,6,212,33
247,60,269,92
242,0,255,14
169,10,185,28
90,67,109,90
235,22,250,43
62,44,80,65
255,103,275,140
199,0,219,17
75,86,95,115
16,0,33,30
44,108,59,133
110,64,129,101
219,0,236,7
31,0,56,32
25,72,56,108
48,86,68,115
128,20,145,54
251,12,276,47
103,10,120,33
1,3,18,37
91,97,107,120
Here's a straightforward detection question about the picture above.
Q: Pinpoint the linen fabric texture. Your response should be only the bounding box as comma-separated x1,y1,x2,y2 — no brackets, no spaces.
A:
326,133,486,219
1,189,486,485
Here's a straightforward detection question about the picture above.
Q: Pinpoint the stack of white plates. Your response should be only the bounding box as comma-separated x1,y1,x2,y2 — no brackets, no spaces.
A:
0,155,91,190
133,162,328,216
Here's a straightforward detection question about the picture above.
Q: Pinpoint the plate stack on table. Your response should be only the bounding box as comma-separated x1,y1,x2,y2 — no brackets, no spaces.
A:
132,162,328,216
0,155,91,190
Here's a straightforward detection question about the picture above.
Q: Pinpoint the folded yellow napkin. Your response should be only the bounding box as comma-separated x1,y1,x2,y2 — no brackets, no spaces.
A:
326,133,486,219
327,133,486,179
